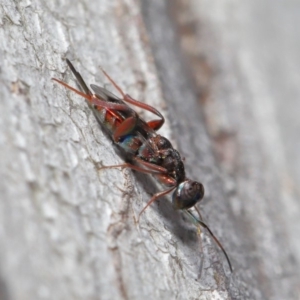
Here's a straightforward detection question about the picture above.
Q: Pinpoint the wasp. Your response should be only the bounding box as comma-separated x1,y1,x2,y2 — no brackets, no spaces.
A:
52,59,232,272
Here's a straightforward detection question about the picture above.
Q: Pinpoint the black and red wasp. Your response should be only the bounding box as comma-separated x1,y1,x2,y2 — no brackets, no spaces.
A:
52,59,233,272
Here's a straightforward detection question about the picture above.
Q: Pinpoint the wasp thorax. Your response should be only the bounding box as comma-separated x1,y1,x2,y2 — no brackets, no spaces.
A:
154,135,172,150
172,180,204,210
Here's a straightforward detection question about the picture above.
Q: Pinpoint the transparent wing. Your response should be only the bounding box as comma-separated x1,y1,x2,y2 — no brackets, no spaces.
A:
90,84,121,103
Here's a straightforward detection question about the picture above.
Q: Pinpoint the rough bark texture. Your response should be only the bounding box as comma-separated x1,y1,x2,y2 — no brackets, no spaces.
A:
1,0,299,299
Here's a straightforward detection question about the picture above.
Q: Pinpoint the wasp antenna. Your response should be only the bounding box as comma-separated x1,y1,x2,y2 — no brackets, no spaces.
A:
186,209,233,273
194,205,204,222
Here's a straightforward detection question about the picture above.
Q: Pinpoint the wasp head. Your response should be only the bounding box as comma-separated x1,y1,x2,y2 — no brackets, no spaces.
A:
172,180,204,210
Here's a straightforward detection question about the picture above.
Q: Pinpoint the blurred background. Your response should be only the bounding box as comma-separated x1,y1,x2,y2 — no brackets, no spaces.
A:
143,1,300,298
1,0,299,299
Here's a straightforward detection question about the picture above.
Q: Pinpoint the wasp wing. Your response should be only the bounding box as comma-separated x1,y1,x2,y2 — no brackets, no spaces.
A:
90,84,123,104
91,84,158,156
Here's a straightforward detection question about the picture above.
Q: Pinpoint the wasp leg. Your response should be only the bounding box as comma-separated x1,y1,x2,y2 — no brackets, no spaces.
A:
134,157,167,173
137,186,176,222
146,119,164,131
52,78,133,113
99,162,158,174
99,157,168,174
99,67,165,131
123,94,164,131
113,115,138,142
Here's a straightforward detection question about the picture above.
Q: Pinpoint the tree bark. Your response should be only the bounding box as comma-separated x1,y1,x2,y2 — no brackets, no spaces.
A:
142,1,300,299
1,0,299,300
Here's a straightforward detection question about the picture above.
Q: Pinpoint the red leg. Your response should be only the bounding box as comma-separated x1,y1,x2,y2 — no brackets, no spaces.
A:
134,157,167,173
147,119,164,131
52,78,93,101
123,94,165,130
90,96,131,112
99,162,165,175
100,67,165,131
99,157,168,175
154,174,177,186
52,78,132,113
113,115,138,142
137,186,176,222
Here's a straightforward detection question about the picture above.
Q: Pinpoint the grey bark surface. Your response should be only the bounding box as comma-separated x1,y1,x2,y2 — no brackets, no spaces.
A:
143,1,300,299
1,0,299,300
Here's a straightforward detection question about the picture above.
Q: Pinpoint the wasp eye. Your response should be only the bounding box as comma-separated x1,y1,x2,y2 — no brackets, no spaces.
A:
172,180,204,210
